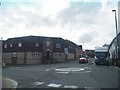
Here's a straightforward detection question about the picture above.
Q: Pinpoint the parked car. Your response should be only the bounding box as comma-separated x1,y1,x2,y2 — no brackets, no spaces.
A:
79,57,88,64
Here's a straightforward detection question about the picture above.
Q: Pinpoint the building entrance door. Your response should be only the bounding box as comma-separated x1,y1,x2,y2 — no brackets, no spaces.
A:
12,52,17,64
45,49,51,63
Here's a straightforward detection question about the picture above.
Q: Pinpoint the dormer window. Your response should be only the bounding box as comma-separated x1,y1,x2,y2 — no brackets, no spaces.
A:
18,43,22,47
36,43,39,47
69,46,71,48
4,44,7,48
69,46,73,49
46,41,50,47
10,44,12,47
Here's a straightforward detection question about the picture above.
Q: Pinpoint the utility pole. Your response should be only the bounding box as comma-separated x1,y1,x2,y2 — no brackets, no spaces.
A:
112,10,118,35
0,37,2,64
112,10,119,66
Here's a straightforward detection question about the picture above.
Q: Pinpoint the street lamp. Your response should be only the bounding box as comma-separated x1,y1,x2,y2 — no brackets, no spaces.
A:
0,37,2,64
112,10,118,36
112,9,119,65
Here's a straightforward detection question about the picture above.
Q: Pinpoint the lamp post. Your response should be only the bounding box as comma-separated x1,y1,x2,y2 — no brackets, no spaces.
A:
112,10,118,35
112,9,119,66
0,37,2,64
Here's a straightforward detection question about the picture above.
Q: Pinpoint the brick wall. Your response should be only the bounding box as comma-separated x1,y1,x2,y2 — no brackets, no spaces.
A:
26,52,42,64
2,53,12,64
17,52,24,64
53,53,75,62
53,53,66,63
67,53,74,60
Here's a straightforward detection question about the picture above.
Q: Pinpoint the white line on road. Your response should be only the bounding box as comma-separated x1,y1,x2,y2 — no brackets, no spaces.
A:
64,85,78,89
55,67,85,72
84,67,91,70
85,71,91,73
32,82,44,86
84,87,101,90
56,72,69,74
16,67,21,69
46,69,50,71
47,83,62,88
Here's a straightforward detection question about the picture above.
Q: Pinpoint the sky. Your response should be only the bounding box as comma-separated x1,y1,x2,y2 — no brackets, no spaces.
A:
0,0,119,50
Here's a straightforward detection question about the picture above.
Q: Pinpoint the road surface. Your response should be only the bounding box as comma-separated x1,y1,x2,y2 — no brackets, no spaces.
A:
2,59,119,89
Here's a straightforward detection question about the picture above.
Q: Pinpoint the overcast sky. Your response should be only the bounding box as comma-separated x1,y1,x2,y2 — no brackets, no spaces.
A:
0,0,119,49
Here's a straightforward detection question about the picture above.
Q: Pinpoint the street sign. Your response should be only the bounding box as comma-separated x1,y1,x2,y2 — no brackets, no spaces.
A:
64,48,68,54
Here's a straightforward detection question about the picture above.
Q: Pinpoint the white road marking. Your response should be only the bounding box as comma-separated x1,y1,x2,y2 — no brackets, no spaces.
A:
84,67,91,70
32,82,44,86
56,72,69,74
55,67,92,74
47,83,62,88
55,67,85,72
85,71,91,73
46,69,50,71
64,85,78,89
84,87,101,90
16,67,21,69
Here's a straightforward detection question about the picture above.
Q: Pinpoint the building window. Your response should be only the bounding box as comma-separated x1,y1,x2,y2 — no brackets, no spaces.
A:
68,46,73,49
18,43,22,47
55,53,61,56
46,41,50,47
12,52,17,57
4,44,7,48
56,44,61,48
36,43,39,47
10,44,12,47
32,52,40,56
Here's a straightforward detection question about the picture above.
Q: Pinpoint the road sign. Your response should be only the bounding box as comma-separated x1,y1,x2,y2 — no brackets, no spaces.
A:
64,48,68,54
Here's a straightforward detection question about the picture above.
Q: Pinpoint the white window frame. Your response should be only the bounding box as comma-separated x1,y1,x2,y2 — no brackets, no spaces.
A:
18,43,22,47
36,43,39,47
32,52,40,56
10,44,12,47
4,44,7,48
56,44,61,48
12,52,17,57
46,41,50,47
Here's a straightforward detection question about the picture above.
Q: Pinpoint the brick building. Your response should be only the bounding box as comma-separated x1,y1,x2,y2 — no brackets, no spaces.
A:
2,36,82,64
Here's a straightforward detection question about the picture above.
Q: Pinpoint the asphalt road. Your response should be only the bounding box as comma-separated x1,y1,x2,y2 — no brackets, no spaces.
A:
2,59,119,89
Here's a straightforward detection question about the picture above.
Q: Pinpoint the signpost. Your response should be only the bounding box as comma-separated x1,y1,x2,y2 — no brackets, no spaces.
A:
64,48,68,54
64,48,68,61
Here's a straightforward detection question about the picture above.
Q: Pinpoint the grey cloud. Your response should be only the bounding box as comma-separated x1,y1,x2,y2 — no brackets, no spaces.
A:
56,2,101,26
1,4,56,32
1,1,102,33
78,32,97,43
25,15,56,30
